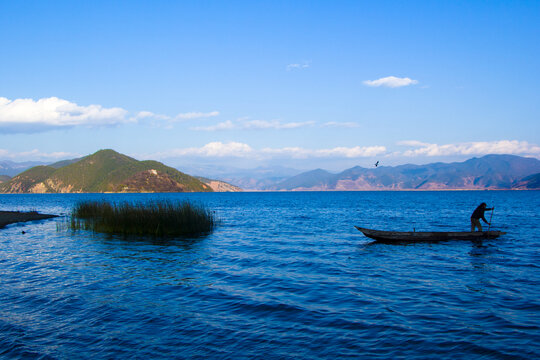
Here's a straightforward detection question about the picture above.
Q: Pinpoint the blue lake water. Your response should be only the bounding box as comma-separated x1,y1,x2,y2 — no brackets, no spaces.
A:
1,191,539,359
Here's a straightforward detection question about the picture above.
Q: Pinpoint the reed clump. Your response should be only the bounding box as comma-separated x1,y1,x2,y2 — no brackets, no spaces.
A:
70,200,216,237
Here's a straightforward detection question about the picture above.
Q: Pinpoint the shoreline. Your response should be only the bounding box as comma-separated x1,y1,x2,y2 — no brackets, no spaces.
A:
0,188,539,195
0,211,59,229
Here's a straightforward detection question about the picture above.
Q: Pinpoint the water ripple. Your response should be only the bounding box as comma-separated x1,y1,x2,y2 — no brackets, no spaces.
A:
0,191,539,358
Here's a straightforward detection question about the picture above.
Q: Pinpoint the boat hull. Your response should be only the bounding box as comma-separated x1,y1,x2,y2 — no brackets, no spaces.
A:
355,226,506,243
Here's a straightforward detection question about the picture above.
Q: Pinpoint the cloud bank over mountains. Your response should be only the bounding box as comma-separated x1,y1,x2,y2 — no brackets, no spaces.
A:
147,142,387,160
147,140,540,162
398,140,540,157
3,139,535,163
2,139,539,164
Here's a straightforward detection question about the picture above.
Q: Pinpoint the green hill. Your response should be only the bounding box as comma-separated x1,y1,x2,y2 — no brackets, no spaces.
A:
1,165,56,192
0,149,212,193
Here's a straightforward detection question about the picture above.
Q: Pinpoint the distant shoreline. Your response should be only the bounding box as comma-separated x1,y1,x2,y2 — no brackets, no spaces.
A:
0,211,58,229
217,188,537,192
0,188,538,195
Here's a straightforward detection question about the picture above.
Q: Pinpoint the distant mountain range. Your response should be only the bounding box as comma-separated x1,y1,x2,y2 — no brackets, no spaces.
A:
0,150,217,193
266,155,540,190
2,153,540,192
191,165,303,190
512,173,540,190
0,160,47,177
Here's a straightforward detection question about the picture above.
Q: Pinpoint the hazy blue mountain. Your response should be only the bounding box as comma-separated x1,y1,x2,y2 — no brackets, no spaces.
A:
512,173,540,189
270,155,540,190
0,160,48,177
269,169,335,190
181,165,304,190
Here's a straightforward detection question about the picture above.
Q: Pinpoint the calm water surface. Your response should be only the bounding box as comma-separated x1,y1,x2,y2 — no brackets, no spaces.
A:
1,191,539,359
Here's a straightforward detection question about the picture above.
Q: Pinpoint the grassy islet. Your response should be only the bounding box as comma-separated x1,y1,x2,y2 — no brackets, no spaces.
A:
70,200,216,237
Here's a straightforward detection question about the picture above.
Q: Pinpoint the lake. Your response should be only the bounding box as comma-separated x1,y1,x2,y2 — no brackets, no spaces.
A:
1,191,539,359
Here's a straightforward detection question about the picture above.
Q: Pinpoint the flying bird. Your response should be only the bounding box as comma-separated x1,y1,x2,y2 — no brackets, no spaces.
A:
375,161,379,167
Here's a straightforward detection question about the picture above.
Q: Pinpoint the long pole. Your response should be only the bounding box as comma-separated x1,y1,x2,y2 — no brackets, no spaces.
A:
487,207,494,232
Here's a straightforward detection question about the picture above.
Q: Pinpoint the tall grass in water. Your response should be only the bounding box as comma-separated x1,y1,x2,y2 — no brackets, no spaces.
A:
70,200,216,237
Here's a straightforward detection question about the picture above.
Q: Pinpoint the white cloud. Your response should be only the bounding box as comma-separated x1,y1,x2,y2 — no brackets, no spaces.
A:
363,76,419,88
0,97,129,132
153,142,254,158
0,148,79,161
242,119,315,130
322,121,360,128
316,146,387,158
146,140,540,163
191,118,314,131
286,62,310,71
0,97,223,132
191,120,236,131
133,111,170,120
398,140,540,157
150,142,386,160
133,110,220,129
262,146,386,159
175,111,219,120
397,140,430,147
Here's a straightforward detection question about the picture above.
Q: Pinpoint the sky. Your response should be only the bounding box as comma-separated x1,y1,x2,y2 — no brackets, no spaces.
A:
1,0,539,173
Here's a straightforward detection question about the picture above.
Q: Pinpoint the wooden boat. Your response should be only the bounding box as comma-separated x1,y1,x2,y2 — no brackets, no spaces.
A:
355,226,506,243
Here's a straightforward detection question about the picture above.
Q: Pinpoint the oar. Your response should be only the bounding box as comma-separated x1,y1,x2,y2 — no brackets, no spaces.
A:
487,207,494,232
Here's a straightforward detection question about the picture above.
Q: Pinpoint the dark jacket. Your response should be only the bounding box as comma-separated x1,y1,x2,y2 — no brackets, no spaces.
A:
471,204,493,223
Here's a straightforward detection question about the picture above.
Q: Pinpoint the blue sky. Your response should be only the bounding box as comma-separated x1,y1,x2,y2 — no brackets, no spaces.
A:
1,0,539,172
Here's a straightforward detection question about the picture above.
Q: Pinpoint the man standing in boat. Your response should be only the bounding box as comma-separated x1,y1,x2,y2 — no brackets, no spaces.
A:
471,202,494,232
